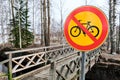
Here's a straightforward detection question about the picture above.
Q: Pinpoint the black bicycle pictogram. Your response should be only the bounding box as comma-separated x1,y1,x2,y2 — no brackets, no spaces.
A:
70,21,99,37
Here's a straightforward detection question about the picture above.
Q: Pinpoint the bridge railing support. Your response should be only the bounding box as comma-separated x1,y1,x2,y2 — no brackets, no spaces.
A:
3,44,73,80
80,52,86,80
0,60,9,80
8,53,12,80
2,45,102,80
49,60,56,80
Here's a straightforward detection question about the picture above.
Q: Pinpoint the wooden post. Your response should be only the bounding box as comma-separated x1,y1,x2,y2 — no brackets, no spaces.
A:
49,60,56,80
8,53,12,80
44,47,47,65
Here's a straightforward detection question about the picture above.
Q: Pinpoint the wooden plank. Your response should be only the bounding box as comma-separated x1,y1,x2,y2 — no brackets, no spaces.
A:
12,61,47,73
12,57,25,72
13,65,50,80
49,61,56,80
12,60,25,68
36,53,46,63
0,59,9,64
8,53,12,80
5,44,67,55
12,52,45,60
26,56,36,67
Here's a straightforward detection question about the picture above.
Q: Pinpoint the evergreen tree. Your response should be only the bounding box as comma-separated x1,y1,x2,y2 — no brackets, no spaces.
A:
10,0,34,48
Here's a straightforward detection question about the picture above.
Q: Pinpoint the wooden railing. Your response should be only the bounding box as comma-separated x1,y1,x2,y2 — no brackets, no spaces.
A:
0,44,102,80
3,44,75,80
49,48,101,80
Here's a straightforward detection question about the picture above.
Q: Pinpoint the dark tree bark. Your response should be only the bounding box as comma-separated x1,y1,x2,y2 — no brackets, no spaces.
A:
43,0,48,46
26,0,28,45
118,14,120,53
47,0,50,46
107,0,112,50
42,0,50,46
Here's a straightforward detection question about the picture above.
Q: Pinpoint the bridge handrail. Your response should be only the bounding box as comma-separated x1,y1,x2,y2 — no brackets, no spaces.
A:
5,44,68,55
0,60,9,78
1,44,102,80
0,59,9,65
2,44,74,80
49,48,101,80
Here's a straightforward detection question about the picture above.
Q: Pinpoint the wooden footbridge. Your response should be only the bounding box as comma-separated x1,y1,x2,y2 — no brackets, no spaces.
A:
0,44,101,80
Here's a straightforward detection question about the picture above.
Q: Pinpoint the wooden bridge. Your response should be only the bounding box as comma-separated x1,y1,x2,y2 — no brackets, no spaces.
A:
0,44,101,80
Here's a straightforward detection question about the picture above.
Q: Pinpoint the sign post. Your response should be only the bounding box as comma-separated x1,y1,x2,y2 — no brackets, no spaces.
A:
80,52,86,80
64,5,109,80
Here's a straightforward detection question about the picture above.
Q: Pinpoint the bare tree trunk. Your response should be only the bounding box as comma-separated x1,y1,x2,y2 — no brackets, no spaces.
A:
107,35,111,50
11,0,18,46
0,0,5,47
43,0,49,46
4,1,10,44
18,3,22,49
33,0,35,45
110,0,113,53
9,0,12,44
110,0,117,54
118,14,120,53
108,0,112,50
9,0,12,20
11,0,15,31
40,0,44,46
26,0,28,29
47,0,50,46
60,0,63,44
5,9,8,45
26,0,28,45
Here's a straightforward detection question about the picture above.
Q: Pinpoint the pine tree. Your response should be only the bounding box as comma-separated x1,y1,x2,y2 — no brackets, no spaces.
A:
10,0,34,48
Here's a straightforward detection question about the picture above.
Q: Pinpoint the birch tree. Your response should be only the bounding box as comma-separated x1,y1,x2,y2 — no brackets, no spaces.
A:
0,0,5,46
109,0,117,54
33,0,35,44
107,0,112,50
118,14,120,53
59,0,64,44
40,0,44,45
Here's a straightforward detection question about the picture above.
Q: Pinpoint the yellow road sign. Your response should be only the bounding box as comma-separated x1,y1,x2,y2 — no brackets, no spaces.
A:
64,6,109,51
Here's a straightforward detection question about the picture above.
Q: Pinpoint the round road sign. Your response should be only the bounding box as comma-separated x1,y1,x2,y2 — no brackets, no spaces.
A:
64,6,109,51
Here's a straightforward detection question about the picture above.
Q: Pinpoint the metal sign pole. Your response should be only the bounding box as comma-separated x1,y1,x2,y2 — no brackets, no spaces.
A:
80,51,86,80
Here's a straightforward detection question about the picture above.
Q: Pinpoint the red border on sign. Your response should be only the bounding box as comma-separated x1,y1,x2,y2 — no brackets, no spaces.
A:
64,6,109,51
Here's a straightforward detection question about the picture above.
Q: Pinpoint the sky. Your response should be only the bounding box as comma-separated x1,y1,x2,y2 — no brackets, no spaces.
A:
51,0,109,24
